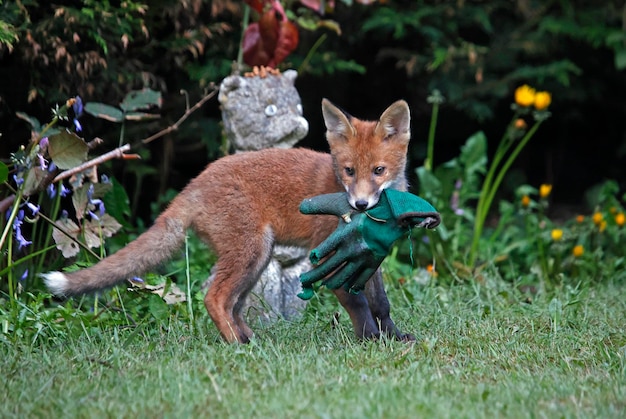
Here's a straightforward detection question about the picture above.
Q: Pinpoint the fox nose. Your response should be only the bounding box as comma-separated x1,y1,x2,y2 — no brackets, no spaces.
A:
354,200,369,211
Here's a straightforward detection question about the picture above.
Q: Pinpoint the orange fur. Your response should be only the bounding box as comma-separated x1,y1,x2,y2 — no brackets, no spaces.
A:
43,99,413,343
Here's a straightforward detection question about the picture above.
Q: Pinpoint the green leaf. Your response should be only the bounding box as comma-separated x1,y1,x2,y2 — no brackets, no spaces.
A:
84,102,124,122
48,131,89,170
120,88,162,113
72,184,91,221
15,112,42,133
459,131,487,177
103,178,131,226
21,166,49,196
0,162,8,183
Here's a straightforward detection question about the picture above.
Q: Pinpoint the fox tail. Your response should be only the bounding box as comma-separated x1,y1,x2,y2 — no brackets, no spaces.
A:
42,205,190,297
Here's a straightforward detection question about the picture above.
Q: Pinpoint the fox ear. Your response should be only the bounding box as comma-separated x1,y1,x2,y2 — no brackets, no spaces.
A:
376,100,411,142
322,98,355,140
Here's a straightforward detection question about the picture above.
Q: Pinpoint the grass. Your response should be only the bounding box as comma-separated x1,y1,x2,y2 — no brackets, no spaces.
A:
1,279,625,419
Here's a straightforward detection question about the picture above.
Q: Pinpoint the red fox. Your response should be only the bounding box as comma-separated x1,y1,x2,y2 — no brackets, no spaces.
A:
43,99,413,343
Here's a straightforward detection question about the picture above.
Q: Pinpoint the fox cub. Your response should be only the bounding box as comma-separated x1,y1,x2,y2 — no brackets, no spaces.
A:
44,99,413,343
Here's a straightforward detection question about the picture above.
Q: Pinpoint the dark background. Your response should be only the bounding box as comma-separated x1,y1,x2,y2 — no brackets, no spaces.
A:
1,1,624,221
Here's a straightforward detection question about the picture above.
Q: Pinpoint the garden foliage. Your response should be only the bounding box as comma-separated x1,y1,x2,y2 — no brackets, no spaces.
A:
1,1,625,340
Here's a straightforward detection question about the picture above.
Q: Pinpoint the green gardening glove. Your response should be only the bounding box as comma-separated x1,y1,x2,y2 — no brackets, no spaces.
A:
297,189,440,300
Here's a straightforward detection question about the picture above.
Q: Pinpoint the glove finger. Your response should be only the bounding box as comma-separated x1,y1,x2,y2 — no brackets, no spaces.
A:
323,263,364,290
345,267,377,294
300,252,347,287
309,228,347,264
297,286,315,301
300,193,353,217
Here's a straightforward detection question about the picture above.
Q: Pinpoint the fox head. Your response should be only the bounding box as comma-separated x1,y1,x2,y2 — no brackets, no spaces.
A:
322,99,411,210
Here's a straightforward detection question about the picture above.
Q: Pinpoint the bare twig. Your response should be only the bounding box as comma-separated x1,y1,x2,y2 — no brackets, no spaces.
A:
142,86,218,145
51,87,217,183
52,144,136,184
0,195,16,213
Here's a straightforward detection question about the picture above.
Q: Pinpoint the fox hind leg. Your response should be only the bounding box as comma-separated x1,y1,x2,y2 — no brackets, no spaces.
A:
203,229,274,343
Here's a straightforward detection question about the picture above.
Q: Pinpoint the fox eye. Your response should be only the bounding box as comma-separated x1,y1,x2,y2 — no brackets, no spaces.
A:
265,104,278,116
373,166,385,175
344,167,355,177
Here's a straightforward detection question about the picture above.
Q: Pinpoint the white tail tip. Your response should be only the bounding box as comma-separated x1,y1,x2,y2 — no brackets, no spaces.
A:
41,271,69,296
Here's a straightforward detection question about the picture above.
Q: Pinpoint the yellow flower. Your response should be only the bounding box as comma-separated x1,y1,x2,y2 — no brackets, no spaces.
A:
426,264,438,277
575,215,585,223
599,220,607,232
572,245,584,258
551,229,563,241
539,184,552,199
533,91,552,110
521,195,531,207
515,84,536,107
592,212,603,226
615,213,625,227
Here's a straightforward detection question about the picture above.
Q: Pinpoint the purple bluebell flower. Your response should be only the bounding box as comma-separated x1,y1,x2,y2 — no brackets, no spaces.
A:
94,199,105,216
131,276,144,283
72,96,84,132
25,202,40,216
37,154,47,170
21,269,29,281
422,235,430,244
48,162,57,173
86,184,105,220
59,183,70,197
16,232,32,249
101,174,110,183
47,183,70,199
47,184,57,199
13,174,24,187
13,210,31,249
39,137,49,149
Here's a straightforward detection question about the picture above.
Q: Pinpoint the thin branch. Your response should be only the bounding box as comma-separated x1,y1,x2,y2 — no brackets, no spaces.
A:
0,194,16,213
52,144,135,183
142,86,218,145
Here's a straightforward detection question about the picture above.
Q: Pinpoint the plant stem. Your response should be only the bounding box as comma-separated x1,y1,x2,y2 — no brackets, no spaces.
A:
425,101,439,171
298,33,327,75
7,221,15,305
469,117,541,266
481,120,543,228
469,121,515,265
236,4,251,71
0,188,22,250
185,234,194,326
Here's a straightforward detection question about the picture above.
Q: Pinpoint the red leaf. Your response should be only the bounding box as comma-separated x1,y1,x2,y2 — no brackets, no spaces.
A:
271,19,299,67
242,5,300,67
243,23,271,66
258,8,280,51
244,0,269,14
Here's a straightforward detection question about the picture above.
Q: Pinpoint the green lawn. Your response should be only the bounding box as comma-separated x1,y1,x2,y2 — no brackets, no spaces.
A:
1,280,624,418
